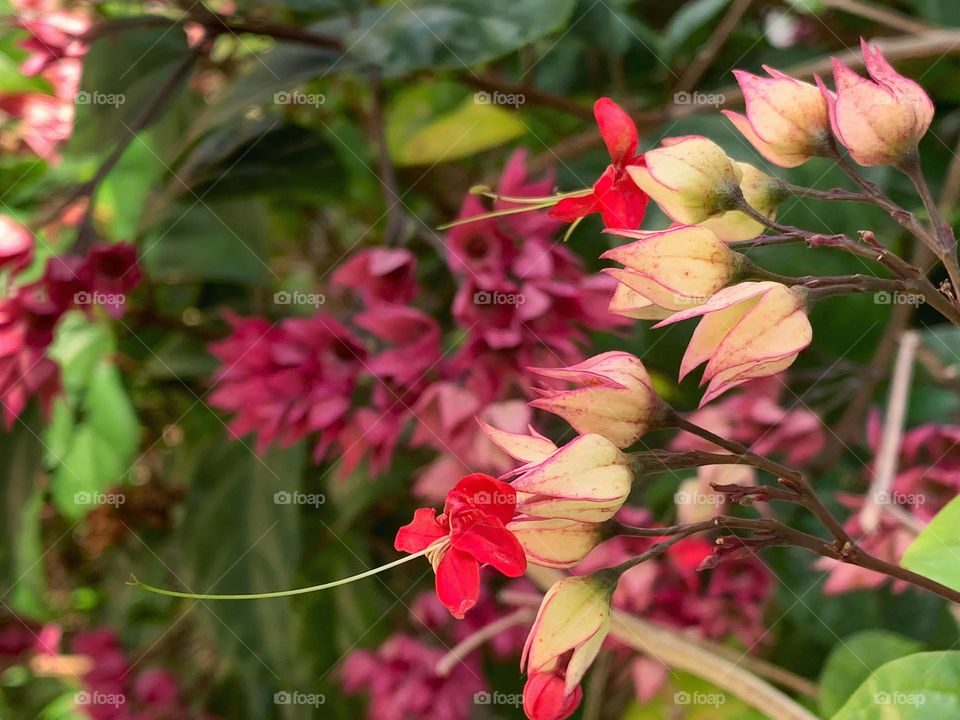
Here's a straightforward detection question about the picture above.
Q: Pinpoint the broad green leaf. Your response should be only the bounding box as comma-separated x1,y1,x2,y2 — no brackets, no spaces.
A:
902,496,960,591
819,631,924,717
69,27,190,153
389,96,526,166
831,651,960,719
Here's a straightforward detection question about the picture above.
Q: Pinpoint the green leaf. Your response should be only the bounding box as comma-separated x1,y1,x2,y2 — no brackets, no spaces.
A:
141,199,272,284
0,411,48,619
69,27,190,153
389,95,526,166
177,438,306,675
831,651,960,719
819,631,924,717
318,0,577,77
661,0,731,62
902,496,960,591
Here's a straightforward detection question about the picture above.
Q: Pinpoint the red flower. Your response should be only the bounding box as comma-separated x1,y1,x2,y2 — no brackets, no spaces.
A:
549,98,649,229
395,474,527,618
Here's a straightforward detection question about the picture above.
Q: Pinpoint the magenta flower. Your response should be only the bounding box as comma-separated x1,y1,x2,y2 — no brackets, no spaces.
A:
342,634,485,720
332,247,417,306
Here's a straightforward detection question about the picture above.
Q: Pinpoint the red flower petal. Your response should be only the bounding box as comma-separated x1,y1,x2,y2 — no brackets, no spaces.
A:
594,98,638,168
548,193,599,222
394,508,446,554
435,546,480,618
445,473,517,525
450,511,527,577
596,178,649,229
523,672,583,720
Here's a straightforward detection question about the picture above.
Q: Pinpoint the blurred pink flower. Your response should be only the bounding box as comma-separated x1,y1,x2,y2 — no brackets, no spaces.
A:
332,247,417,306
208,312,366,461
342,634,484,720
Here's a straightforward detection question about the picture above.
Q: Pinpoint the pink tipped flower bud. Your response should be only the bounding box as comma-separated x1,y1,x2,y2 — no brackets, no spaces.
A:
700,162,787,242
508,516,607,569
528,351,664,448
724,67,831,167
602,225,744,316
821,39,934,167
655,282,811,406
627,136,742,224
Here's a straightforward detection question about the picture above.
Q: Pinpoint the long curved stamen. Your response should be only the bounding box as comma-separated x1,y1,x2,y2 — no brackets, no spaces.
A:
128,544,439,600
437,188,594,230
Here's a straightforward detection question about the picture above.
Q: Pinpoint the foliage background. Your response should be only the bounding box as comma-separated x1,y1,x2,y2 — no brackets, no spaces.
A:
4,0,960,718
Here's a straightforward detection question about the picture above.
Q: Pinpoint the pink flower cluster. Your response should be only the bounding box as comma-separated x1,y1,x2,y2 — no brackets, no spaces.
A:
0,217,141,427
819,415,960,594
341,585,528,720
207,151,625,498
1,0,89,162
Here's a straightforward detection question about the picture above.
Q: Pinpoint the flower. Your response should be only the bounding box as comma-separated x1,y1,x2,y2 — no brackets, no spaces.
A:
602,226,743,317
331,247,417,306
394,473,526,618
528,351,664,448
724,67,831,167
507,516,606,569
0,216,34,274
655,282,812,406
699,162,787,241
820,39,934,167
523,671,583,720
627,136,742,224
342,635,484,720
549,98,649,229
510,434,634,522
521,576,614,712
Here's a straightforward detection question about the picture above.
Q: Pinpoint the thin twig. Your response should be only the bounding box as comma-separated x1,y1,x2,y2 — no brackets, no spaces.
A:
859,330,919,531
674,0,753,95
